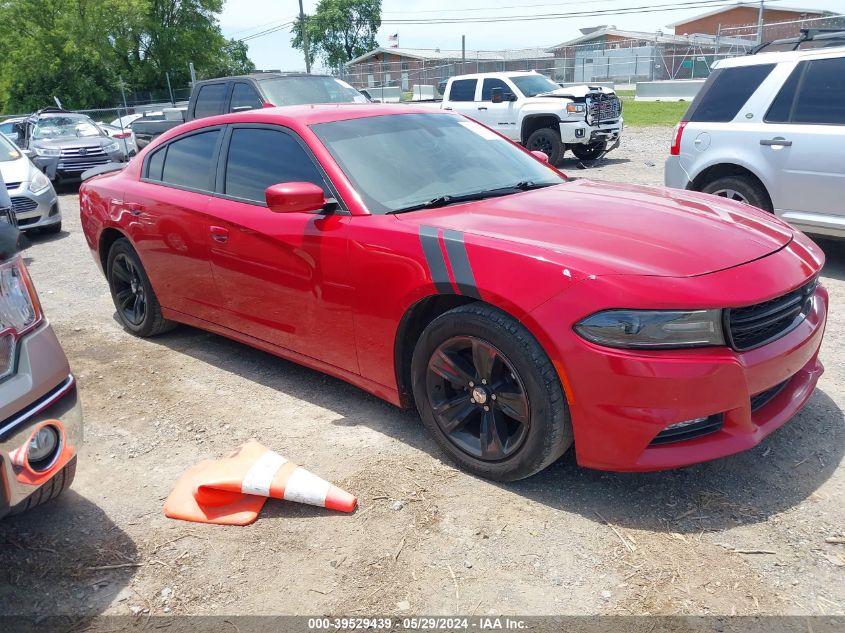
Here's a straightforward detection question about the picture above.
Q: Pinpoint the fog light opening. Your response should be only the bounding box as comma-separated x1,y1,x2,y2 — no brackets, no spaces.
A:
27,424,62,472
650,414,725,446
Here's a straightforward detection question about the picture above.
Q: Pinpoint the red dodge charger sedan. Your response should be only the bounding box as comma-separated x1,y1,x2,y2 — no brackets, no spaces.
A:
79,105,827,480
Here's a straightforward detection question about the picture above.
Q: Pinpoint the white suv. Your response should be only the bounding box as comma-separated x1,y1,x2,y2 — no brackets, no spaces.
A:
665,34,845,239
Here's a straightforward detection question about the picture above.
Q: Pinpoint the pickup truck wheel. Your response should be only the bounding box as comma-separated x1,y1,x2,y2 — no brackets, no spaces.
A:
526,128,563,165
411,304,573,481
700,176,772,212
107,238,175,337
572,142,606,161
8,458,76,517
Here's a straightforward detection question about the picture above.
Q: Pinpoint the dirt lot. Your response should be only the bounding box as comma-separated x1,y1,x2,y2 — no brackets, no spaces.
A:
1,127,843,620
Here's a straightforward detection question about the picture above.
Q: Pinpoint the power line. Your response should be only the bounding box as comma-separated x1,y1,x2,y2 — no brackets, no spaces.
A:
380,0,785,24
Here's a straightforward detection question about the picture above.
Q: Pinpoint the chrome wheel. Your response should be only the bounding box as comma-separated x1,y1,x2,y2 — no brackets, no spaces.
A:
425,336,530,461
711,188,749,204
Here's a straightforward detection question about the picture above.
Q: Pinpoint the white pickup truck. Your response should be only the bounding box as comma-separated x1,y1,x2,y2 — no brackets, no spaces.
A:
434,71,623,164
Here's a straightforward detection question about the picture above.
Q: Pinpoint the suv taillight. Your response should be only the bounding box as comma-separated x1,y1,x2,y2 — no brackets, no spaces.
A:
670,121,688,156
0,256,43,380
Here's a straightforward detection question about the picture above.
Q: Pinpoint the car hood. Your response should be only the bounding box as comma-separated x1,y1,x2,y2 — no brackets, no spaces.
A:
531,85,616,101
31,138,109,149
0,154,35,185
397,180,793,278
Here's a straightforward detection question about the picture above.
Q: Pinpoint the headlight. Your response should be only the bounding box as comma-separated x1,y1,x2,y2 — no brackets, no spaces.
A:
0,256,42,380
29,169,51,194
574,309,725,349
33,147,60,157
566,103,586,114
103,141,120,153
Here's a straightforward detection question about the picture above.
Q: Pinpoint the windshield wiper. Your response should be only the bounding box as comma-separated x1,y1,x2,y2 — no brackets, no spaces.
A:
387,182,559,215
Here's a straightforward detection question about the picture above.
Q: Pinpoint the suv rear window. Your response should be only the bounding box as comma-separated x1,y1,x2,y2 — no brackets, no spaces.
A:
685,64,775,122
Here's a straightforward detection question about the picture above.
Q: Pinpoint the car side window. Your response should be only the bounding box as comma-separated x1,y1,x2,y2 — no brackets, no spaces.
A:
230,83,262,112
765,63,803,123
194,83,228,118
448,79,478,102
223,127,329,204
685,64,775,123
146,146,166,181
152,130,221,190
481,78,510,101
792,57,845,125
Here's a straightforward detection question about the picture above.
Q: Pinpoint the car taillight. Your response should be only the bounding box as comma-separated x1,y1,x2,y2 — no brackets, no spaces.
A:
670,121,688,156
0,256,42,380
113,132,132,139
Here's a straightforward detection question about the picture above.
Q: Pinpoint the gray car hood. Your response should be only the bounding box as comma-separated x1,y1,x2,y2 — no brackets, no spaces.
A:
0,154,35,185
31,137,111,150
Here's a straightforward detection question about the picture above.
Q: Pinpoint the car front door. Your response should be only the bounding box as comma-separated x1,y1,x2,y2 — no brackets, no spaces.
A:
758,56,845,230
205,124,358,373
121,127,225,323
478,78,518,137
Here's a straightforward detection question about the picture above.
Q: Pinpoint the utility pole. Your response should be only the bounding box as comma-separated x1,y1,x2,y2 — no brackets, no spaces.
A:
461,35,466,74
299,0,311,74
118,76,129,115
757,0,765,45
165,72,175,106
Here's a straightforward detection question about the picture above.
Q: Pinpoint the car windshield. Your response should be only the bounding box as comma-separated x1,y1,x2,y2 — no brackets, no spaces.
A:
311,112,565,214
509,74,560,97
259,76,368,106
0,134,21,162
32,115,103,140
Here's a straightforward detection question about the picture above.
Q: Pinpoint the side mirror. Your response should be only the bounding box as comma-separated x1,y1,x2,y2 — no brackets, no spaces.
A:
531,150,549,163
490,87,503,104
505,92,518,102
265,182,326,214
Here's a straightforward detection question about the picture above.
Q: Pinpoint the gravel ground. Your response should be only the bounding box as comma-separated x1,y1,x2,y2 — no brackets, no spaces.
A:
1,126,843,621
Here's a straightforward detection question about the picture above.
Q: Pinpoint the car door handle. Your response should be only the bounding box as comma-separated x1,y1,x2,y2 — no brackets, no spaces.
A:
760,138,792,147
210,226,229,243
443,107,453,111
477,106,488,111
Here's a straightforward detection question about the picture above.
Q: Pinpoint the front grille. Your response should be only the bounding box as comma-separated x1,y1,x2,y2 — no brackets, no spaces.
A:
4,181,21,191
725,279,817,351
587,94,621,123
60,146,107,158
58,145,109,172
750,379,789,412
10,196,38,213
650,414,724,446
0,207,17,228
16,217,39,227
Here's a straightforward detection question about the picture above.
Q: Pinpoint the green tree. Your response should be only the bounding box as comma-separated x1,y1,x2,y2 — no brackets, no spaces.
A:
0,0,255,113
292,0,381,72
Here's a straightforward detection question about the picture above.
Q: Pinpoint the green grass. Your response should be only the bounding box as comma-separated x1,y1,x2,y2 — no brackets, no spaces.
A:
621,100,689,127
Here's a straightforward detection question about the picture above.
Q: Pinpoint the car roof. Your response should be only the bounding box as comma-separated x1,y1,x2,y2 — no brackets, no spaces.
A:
715,44,845,68
196,73,336,84
448,70,540,80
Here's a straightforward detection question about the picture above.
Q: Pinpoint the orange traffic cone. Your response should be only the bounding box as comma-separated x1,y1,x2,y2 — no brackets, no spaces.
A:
163,440,357,525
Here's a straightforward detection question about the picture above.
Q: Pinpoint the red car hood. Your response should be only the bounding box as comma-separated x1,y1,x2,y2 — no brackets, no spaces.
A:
398,180,793,278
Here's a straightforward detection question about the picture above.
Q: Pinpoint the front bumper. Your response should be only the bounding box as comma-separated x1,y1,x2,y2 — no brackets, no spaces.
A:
6,181,60,231
34,151,124,182
559,118,623,146
0,375,82,516
527,237,827,472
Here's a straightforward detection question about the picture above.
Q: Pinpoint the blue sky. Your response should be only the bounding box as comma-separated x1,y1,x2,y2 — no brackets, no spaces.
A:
219,0,845,73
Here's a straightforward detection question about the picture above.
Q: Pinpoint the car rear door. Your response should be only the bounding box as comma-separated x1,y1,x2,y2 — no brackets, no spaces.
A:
758,55,845,230
205,124,358,373
121,127,225,322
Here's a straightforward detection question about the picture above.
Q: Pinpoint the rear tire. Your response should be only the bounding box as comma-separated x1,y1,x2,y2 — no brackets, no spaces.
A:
107,238,175,337
572,142,606,161
411,303,573,481
700,175,772,212
525,128,564,165
8,458,76,517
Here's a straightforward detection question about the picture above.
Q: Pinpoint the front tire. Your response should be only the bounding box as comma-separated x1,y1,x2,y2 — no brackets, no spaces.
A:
700,175,772,212
107,238,175,337
411,304,573,481
8,458,76,517
571,142,606,161
41,221,62,235
525,128,563,165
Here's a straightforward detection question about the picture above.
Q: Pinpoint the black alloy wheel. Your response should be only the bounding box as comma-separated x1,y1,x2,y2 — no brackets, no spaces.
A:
111,253,147,326
426,336,530,461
